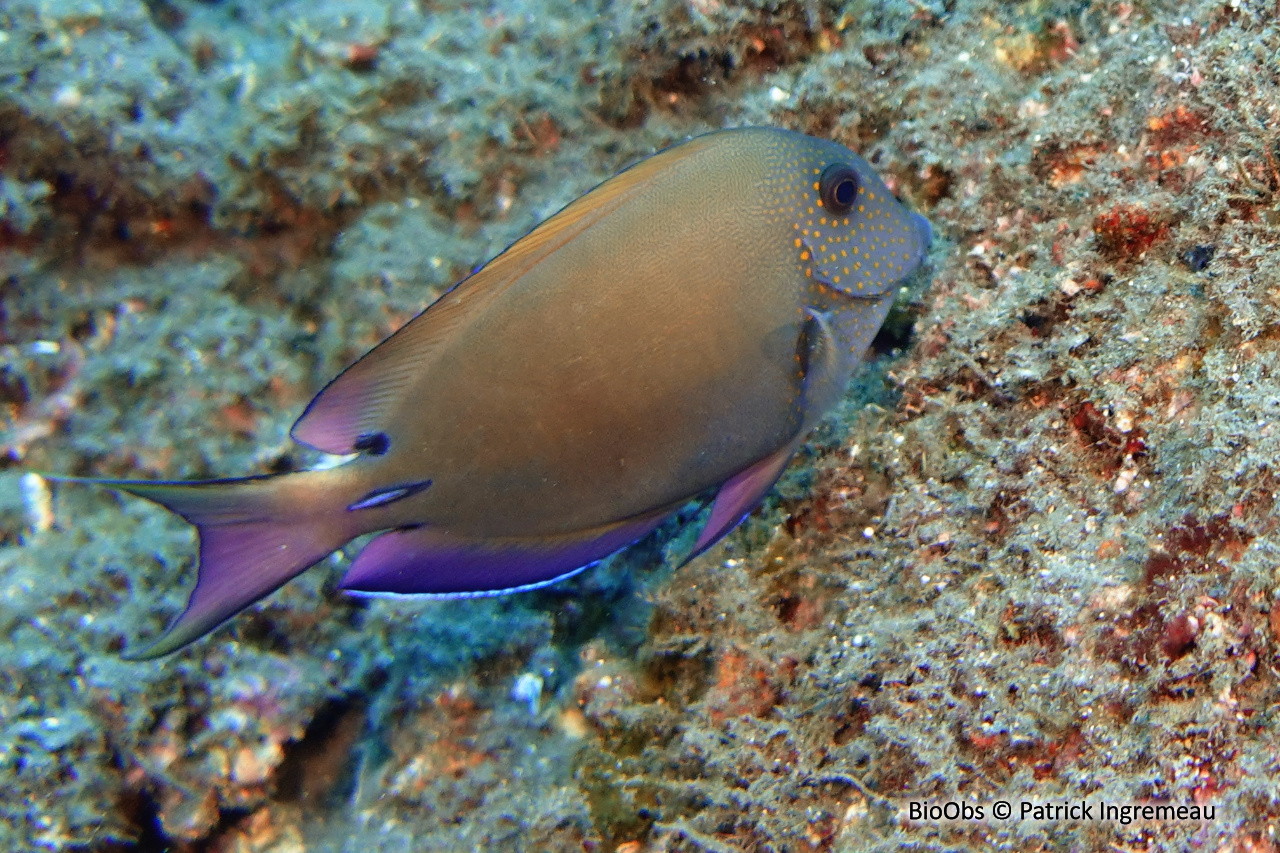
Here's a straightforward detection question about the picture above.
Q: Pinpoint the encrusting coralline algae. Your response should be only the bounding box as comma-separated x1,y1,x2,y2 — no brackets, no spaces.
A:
2,0,1280,850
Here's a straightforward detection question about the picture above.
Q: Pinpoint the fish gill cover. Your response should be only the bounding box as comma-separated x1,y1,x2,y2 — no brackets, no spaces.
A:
1,0,1279,851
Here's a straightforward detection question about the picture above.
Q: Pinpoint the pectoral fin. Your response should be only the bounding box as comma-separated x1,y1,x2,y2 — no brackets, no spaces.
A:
680,308,841,566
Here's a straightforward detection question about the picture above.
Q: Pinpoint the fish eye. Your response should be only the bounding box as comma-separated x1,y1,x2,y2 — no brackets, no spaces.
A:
819,163,859,214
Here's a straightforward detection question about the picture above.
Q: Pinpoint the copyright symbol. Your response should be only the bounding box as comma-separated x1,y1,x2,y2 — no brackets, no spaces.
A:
992,801,1011,820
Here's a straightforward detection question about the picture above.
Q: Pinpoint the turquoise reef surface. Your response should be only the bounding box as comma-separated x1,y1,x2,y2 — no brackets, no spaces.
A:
3,0,1280,850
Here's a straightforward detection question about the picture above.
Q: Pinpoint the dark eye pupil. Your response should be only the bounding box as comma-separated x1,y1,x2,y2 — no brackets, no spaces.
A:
834,178,855,206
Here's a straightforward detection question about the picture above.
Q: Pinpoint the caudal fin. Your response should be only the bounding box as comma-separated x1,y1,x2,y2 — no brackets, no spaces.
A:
54,473,354,659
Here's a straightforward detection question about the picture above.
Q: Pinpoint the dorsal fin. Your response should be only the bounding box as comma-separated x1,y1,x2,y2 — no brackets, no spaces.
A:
291,134,722,454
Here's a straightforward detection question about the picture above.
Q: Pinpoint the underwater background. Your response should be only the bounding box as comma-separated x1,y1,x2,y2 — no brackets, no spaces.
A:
2,0,1279,850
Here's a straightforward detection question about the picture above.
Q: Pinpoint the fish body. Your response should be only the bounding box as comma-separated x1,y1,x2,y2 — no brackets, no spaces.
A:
60,127,931,657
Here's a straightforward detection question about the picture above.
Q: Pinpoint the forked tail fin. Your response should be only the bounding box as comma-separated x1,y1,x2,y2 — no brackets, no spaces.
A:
52,472,356,659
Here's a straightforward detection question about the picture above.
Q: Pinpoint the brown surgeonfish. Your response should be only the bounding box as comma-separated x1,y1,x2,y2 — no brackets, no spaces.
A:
54,127,932,657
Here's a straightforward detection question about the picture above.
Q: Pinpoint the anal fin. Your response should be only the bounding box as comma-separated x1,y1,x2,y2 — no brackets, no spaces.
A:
338,507,675,597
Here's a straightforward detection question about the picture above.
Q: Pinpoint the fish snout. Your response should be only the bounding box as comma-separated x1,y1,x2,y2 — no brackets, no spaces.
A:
911,212,933,254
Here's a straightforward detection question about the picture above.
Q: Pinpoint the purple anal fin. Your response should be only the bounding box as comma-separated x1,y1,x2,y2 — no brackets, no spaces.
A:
339,509,674,597
682,442,799,566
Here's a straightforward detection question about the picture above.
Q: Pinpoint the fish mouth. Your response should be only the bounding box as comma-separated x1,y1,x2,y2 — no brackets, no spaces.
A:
911,211,934,253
